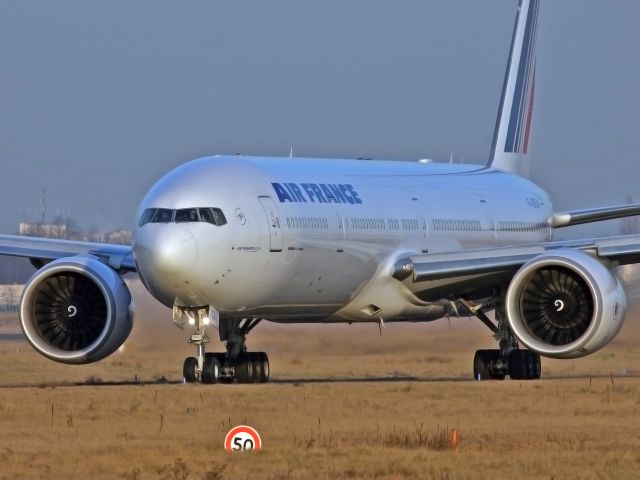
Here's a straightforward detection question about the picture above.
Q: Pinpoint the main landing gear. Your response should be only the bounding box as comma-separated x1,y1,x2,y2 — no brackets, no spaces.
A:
178,308,269,384
460,299,541,380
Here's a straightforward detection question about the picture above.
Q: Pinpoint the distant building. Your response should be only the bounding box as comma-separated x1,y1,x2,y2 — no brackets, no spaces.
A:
86,229,133,245
105,229,133,245
17,222,132,245
0,284,23,312
19,223,67,238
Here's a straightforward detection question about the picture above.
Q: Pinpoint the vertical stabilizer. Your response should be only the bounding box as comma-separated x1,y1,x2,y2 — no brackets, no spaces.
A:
488,0,539,177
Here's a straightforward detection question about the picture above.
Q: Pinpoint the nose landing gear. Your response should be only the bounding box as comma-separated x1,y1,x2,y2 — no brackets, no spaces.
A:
180,309,221,384
178,307,269,384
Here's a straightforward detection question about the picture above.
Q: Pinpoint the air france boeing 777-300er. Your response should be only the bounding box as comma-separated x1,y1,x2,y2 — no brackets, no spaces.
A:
2,0,639,383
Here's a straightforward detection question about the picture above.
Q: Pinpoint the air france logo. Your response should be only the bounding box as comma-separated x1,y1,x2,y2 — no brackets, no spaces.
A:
271,182,363,204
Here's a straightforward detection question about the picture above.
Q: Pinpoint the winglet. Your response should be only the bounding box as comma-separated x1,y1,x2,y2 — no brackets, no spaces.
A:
488,0,540,178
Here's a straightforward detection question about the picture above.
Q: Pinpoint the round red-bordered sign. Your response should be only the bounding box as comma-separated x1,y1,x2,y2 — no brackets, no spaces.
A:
224,425,262,452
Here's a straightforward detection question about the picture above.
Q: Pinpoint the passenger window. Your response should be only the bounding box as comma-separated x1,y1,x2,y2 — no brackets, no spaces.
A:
152,208,174,223
175,208,199,223
139,208,156,227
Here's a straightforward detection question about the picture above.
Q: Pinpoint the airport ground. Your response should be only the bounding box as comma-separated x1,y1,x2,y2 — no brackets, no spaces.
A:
1,278,640,478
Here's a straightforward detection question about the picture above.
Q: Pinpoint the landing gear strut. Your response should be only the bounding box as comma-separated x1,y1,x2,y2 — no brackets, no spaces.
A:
180,307,220,384
460,299,541,380
218,318,269,384
178,307,269,384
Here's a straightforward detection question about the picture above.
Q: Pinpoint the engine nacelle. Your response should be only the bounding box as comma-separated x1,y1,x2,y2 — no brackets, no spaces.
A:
505,249,626,359
20,255,133,364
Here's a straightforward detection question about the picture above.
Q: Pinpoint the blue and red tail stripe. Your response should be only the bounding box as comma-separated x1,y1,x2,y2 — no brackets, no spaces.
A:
504,0,539,154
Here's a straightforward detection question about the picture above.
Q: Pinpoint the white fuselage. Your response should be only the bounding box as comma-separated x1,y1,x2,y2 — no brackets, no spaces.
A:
133,155,553,323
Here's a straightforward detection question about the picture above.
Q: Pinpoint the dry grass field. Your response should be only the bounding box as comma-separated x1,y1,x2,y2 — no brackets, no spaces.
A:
1,274,640,478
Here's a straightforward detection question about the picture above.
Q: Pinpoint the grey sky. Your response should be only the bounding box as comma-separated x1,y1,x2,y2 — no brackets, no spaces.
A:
1,1,639,236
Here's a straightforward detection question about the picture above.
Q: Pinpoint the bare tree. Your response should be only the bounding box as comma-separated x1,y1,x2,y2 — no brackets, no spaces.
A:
64,217,84,240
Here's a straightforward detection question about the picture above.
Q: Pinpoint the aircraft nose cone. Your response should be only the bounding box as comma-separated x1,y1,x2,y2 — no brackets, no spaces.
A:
151,228,197,275
134,226,197,284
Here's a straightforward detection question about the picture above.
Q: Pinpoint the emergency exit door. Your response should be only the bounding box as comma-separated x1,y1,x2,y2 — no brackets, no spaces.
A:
258,196,283,252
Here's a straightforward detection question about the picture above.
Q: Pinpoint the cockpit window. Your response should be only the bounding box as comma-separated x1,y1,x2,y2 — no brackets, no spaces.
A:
152,208,174,223
138,208,155,227
139,207,227,227
198,208,214,225
199,208,227,226
175,208,199,223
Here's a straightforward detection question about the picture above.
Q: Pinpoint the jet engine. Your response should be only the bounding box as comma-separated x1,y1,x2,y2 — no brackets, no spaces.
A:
19,255,133,364
505,249,625,359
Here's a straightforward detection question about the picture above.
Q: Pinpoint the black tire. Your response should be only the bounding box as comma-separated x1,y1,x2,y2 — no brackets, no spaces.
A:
234,353,256,384
473,350,491,380
473,349,505,380
202,355,220,384
257,352,270,383
213,352,228,369
183,357,198,383
204,351,224,363
508,350,523,379
530,351,542,379
509,350,541,380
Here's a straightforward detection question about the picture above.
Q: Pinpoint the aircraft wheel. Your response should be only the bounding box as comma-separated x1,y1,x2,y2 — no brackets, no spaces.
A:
256,352,270,383
211,352,227,364
473,349,505,380
236,353,262,383
509,350,541,380
183,356,198,383
202,355,221,384
234,354,252,383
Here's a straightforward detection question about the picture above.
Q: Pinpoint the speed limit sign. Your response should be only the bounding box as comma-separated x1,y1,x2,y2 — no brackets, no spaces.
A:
224,425,263,452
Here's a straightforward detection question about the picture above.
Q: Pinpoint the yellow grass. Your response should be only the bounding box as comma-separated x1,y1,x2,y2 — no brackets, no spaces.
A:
1,379,640,479
1,277,640,478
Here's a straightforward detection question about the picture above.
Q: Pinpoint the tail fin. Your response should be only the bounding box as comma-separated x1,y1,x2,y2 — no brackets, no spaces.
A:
488,0,540,177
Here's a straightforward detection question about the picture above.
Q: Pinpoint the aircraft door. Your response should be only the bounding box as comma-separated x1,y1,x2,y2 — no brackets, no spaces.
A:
258,196,283,252
478,196,497,242
335,212,346,252
411,197,429,253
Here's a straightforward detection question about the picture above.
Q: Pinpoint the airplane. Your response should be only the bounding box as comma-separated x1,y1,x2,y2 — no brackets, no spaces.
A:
2,0,640,384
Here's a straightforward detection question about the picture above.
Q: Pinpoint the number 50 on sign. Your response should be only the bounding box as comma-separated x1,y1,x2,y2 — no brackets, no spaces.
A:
224,425,262,452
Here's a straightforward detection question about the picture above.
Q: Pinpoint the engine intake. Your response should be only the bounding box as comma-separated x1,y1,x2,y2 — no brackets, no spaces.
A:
505,249,625,359
20,255,133,364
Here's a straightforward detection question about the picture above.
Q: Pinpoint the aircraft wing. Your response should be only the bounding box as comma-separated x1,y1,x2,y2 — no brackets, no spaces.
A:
393,234,640,300
549,203,640,228
0,234,136,272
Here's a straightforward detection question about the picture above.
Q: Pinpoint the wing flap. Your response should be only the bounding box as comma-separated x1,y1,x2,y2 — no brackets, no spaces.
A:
595,236,640,264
